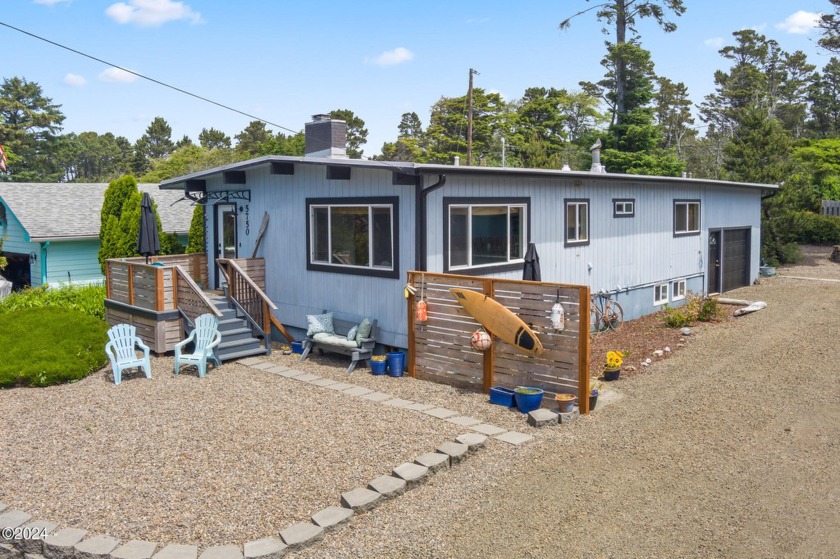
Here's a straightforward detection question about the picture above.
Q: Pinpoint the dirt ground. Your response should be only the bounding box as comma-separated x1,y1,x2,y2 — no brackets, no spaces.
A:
293,245,840,558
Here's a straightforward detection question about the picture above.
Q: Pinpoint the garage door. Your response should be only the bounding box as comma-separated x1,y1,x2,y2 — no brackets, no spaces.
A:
722,228,750,292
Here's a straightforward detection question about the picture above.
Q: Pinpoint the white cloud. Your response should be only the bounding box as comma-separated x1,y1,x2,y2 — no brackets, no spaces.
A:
106,0,203,27
776,11,821,34
99,67,138,83
704,37,724,49
64,73,86,86
369,47,414,67
34,0,70,5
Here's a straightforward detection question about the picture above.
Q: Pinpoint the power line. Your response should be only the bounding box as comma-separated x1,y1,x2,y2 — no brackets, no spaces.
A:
0,20,301,136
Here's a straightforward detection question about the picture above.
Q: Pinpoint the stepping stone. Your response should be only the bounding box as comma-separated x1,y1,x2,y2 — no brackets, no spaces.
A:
237,358,264,366
527,409,559,428
276,369,305,379
558,410,580,424
75,536,120,559
311,506,353,532
243,537,286,559
278,523,323,552
446,416,481,427
43,529,88,559
265,365,289,374
198,546,242,559
423,408,459,419
367,475,406,498
308,378,338,387
0,511,32,532
436,441,469,464
455,433,488,451
343,386,373,397
392,462,429,487
291,373,320,382
403,402,435,412
340,487,380,513
18,520,58,554
469,424,507,436
383,398,414,408
414,452,449,472
250,362,276,370
152,544,197,559
110,541,158,559
494,431,534,446
324,382,354,391
360,392,392,402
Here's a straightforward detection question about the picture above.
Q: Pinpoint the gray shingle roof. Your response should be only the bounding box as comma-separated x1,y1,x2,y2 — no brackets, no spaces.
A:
0,182,193,241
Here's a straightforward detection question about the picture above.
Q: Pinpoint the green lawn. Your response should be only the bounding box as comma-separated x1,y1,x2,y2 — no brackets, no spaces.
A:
0,307,109,388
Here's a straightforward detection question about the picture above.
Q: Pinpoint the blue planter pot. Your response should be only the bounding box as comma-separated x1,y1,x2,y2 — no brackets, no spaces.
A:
514,387,544,414
370,359,387,375
386,351,406,377
291,341,304,354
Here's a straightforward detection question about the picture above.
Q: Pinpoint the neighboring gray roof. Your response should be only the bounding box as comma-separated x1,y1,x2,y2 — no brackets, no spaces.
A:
0,182,192,242
159,155,778,192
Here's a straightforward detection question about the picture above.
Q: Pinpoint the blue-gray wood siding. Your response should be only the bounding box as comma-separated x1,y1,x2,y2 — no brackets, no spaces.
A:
202,164,415,348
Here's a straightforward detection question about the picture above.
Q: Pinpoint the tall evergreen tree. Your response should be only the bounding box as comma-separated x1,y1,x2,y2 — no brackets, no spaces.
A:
198,127,232,150
330,109,368,158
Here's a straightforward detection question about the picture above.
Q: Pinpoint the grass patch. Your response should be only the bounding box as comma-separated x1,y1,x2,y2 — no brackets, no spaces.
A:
0,284,106,320
0,308,109,388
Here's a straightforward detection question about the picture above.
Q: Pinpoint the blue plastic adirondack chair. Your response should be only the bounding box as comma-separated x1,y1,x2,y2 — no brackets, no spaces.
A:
105,324,152,385
174,313,222,378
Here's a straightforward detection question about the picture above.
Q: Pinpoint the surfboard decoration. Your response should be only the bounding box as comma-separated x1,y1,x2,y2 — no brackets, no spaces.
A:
449,288,543,356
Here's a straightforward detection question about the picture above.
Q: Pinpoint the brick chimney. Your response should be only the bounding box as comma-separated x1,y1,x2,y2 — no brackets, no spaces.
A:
305,114,348,159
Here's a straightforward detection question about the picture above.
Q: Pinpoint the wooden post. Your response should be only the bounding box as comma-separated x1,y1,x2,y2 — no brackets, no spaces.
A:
263,301,271,348
156,266,165,311
407,272,416,379
482,277,494,394
578,285,591,414
172,268,179,309
127,264,134,306
105,261,112,299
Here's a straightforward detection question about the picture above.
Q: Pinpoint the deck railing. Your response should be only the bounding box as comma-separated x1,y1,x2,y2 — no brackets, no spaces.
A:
218,258,292,345
105,254,208,311
174,265,222,325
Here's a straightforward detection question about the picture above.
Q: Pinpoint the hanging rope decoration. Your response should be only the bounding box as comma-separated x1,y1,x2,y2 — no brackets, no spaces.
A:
415,274,428,323
550,288,565,331
470,328,493,351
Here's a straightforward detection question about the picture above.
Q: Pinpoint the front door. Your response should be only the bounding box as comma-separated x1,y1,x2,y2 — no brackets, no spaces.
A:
708,230,721,294
215,203,237,289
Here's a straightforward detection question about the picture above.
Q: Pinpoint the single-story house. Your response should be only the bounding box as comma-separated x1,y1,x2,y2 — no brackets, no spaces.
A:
0,183,191,290
160,116,776,349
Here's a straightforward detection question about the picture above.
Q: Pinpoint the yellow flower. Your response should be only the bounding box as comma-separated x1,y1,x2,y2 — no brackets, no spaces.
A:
605,350,624,368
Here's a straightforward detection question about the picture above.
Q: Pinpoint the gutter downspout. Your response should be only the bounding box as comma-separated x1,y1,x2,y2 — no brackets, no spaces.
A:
415,174,446,271
40,241,50,286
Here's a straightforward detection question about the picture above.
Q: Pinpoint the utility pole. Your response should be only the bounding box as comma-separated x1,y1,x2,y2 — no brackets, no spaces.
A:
467,68,478,166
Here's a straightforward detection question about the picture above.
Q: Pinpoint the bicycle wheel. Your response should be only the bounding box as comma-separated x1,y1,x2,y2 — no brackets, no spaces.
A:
604,300,624,331
590,302,607,333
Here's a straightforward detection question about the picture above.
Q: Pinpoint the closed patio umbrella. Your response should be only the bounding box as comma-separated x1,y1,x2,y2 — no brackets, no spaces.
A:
137,192,160,264
523,242,541,281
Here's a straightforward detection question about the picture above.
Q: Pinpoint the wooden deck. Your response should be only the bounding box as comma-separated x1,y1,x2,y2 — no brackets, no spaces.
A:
104,254,269,354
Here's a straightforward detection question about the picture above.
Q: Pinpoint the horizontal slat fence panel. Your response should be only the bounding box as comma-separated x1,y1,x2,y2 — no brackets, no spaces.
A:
407,271,590,413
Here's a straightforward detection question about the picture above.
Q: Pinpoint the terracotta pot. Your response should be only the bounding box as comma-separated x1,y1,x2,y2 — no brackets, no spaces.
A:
555,393,576,413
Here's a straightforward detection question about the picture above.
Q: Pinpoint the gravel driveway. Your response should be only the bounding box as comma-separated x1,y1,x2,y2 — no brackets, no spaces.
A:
294,246,840,558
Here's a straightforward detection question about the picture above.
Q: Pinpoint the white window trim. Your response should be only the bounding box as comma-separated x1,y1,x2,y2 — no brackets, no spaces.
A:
565,201,589,244
672,279,687,301
654,283,669,306
448,203,527,270
675,201,700,234
614,200,634,216
309,203,395,271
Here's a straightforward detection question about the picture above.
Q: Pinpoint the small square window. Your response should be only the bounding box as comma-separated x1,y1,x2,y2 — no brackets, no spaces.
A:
613,199,635,218
674,200,700,235
565,199,590,246
654,283,669,306
672,279,686,301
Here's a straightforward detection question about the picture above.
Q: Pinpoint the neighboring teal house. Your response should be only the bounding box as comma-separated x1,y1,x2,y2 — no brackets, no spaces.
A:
0,183,191,290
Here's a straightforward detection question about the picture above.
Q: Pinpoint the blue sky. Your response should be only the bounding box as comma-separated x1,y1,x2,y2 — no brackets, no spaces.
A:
0,0,833,158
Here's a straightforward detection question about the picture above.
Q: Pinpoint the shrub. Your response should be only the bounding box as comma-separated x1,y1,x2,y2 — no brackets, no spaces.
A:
0,284,106,320
0,308,108,387
696,297,723,322
663,305,692,328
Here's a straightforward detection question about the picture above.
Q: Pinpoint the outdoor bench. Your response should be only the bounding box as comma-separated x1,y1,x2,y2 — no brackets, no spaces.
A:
299,310,378,373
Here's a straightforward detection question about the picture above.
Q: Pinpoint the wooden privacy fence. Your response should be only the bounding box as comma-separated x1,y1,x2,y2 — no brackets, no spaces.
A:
406,271,591,413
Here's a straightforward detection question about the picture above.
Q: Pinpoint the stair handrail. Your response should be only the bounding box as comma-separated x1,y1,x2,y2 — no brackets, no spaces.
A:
174,265,223,325
218,258,279,354
218,258,278,311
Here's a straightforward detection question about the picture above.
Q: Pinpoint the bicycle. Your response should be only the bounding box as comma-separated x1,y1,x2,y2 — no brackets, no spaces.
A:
590,290,624,333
